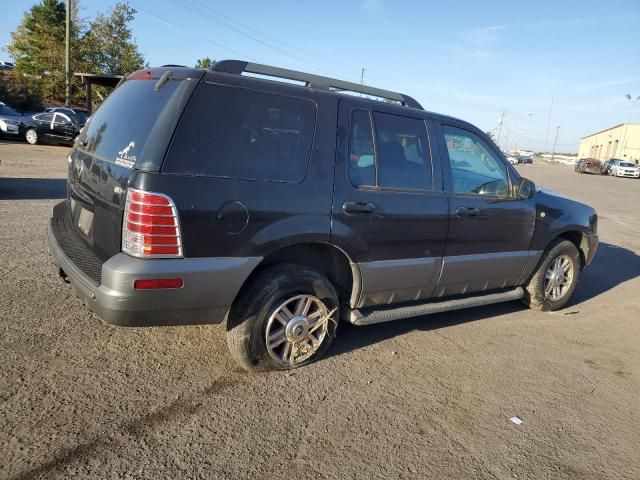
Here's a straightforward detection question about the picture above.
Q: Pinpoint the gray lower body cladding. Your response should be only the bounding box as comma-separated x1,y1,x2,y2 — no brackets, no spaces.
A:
48,205,261,326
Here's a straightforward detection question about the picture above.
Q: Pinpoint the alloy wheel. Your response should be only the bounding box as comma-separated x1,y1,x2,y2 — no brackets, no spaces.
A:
26,129,37,144
544,254,574,301
265,294,333,366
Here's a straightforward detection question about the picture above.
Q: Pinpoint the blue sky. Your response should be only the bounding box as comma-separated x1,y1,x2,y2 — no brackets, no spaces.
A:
2,0,639,152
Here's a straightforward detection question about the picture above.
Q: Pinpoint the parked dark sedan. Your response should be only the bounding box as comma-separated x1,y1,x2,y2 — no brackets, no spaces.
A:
44,107,90,126
575,158,603,175
20,111,82,146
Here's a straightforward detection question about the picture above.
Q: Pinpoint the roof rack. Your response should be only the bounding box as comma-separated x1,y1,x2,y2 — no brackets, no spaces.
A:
210,60,423,110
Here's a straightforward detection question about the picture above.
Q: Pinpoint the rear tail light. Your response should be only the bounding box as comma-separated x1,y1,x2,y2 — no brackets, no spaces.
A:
134,278,184,290
122,188,182,258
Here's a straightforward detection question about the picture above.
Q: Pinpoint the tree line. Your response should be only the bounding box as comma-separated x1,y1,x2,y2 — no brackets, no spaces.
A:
0,0,144,111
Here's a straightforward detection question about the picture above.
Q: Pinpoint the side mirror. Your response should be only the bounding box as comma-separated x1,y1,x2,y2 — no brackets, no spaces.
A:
518,177,535,199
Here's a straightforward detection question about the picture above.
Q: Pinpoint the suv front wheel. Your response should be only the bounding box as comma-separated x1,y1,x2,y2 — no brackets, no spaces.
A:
226,264,339,371
522,239,581,311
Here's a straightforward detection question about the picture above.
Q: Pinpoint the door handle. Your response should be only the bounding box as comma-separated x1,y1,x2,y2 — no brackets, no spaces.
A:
456,207,480,217
343,202,376,214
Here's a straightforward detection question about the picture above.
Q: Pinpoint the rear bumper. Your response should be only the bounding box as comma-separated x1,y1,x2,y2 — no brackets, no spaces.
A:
48,201,261,326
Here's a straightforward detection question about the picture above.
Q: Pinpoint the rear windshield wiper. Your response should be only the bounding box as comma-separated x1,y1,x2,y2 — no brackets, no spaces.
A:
154,70,172,90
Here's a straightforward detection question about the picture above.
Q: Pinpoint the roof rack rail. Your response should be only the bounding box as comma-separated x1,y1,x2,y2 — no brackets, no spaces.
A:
210,60,423,110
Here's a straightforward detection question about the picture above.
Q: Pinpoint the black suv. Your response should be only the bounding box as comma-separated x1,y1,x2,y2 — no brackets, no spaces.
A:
48,61,598,371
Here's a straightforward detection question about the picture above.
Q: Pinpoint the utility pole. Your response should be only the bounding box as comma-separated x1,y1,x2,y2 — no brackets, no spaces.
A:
496,110,506,148
544,90,555,153
550,125,560,162
65,0,71,107
360,67,365,85
618,94,639,159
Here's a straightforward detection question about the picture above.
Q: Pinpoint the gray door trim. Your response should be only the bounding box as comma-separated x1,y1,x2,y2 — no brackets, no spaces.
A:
357,257,442,308
356,250,542,308
435,250,534,297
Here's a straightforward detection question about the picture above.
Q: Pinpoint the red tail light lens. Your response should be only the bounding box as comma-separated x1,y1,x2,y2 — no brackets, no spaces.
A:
134,278,184,290
122,188,182,258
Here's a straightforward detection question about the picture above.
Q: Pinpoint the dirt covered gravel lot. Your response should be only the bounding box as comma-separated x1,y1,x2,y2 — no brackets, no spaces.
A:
1,140,639,480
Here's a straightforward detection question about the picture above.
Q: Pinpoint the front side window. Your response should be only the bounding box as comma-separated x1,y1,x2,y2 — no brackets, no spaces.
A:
443,125,509,196
348,110,432,190
54,113,71,125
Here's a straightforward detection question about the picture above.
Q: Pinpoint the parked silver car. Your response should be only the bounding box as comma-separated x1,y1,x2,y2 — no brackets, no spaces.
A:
0,102,22,137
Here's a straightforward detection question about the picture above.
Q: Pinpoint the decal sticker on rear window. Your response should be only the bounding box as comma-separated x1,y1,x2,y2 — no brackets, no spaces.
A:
115,141,136,168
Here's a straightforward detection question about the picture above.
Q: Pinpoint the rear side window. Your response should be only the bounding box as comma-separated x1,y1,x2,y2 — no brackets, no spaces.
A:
348,110,433,190
164,83,316,182
35,113,54,122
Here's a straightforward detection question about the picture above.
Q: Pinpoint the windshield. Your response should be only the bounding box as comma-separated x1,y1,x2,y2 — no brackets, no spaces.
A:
0,105,19,116
77,76,198,170
620,162,635,167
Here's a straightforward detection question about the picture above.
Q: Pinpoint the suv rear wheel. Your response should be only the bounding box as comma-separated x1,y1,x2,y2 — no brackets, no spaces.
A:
226,264,339,371
522,239,581,311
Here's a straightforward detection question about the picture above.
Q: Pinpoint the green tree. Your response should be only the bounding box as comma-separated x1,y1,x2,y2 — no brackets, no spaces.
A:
195,57,214,69
7,0,82,105
83,2,144,75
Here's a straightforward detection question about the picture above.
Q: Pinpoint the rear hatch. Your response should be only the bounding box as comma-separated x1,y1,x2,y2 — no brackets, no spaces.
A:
68,67,203,261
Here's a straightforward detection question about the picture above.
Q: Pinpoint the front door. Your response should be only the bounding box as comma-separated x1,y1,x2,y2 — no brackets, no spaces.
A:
433,121,537,296
52,113,74,142
332,99,449,308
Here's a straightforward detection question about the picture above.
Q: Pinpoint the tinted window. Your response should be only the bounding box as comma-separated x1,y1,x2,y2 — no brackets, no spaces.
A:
373,112,432,190
53,113,71,124
35,113,54,122
78,78,196,168
348,110,432,190
165,83,316,182
348,110,376,187
443,126,509,196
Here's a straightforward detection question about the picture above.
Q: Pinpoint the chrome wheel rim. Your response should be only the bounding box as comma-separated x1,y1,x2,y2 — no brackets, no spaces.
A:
26,130,37,144
265,294,332,366
544,254,574,301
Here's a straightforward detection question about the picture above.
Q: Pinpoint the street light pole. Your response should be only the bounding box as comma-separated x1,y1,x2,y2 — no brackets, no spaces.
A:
618,94,639,159
496,110,506,147
544,90,555,152
65,0,71,107
550,125,560,162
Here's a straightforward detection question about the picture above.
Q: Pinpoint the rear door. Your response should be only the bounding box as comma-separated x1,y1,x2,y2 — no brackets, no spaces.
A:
433,120,536,296
32,113,55,140
68,68,203,261
332,98,449,308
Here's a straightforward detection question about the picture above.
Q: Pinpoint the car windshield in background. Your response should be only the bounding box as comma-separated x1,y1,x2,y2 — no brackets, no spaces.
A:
620,162,635,168
0,105,19,116
77,77,198,170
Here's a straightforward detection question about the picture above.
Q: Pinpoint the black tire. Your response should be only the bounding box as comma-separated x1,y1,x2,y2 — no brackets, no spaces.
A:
25,128,38,145
521,239,581,311
226,264,339,372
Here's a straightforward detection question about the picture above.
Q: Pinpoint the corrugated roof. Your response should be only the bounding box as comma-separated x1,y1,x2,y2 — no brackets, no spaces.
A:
581,123,640,139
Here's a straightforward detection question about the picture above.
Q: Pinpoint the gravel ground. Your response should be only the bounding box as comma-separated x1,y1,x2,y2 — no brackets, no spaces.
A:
1,142,639,480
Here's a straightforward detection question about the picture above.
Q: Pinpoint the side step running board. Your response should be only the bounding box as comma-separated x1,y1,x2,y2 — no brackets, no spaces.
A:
347,287,524,326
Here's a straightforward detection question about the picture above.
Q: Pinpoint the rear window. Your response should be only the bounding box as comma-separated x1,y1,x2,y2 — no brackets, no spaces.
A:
164,83,316,182
77,77,197,170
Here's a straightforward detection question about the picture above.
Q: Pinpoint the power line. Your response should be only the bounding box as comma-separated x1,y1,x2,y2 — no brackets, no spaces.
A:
170,0,358,80
132,4,256,60
181,0,361,77
500,123,579,146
